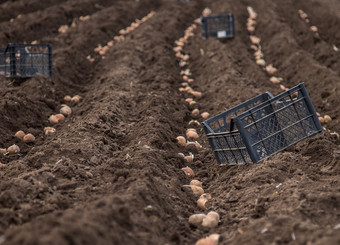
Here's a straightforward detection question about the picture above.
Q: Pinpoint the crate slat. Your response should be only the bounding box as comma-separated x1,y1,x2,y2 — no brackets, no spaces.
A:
0,43,52,78
202,83,322,165
200,14,235,39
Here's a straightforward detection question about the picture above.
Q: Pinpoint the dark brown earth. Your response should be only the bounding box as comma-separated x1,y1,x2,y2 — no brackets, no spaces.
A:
0,0,339,244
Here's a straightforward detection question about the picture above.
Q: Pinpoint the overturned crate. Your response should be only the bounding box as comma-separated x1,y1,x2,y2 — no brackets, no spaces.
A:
0,43,52,78
202,83,322,165
200,13,235,39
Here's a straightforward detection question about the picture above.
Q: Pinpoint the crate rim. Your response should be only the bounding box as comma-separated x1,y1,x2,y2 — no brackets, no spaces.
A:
202,83,312,132
236,83,306,121
1,43,52,52
200,13,235,20
201,91,274,134
6,43,52,47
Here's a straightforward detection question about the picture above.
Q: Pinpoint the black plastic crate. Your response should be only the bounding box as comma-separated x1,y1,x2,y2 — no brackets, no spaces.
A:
202,83,322,165
200,14,235,39
0,43,52,78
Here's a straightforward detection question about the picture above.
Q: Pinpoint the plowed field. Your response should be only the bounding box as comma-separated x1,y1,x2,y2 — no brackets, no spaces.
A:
0,0,339,244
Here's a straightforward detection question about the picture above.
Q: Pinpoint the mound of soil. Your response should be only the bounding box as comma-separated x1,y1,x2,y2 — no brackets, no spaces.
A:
0,0,339,244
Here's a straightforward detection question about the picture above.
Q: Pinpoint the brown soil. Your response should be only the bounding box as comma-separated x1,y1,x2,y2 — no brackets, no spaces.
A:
0,0,339,244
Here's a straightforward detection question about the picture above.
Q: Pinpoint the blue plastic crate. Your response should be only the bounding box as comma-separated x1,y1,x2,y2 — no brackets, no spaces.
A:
200,14,235,39
202,83,322,165
0,43,52,78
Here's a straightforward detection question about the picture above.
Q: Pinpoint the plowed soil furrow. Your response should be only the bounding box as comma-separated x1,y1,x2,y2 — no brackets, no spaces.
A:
0,0,67,23
183,1,339,245
294,0,340,47
0,0,339,244
242,0,340,133
0,0,158,164
48,0,161,85
271,0,340,77
1,1,209,244
187,1,280,117
0,0,127,44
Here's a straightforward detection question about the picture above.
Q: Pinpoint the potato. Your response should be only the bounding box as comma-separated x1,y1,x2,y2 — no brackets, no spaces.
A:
23,134,35,143
188,213,206,227
15,130,25,140
7,144,20,154
181,166,195,177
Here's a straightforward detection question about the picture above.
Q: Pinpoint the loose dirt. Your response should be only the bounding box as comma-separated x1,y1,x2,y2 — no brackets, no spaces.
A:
0,0,339,244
